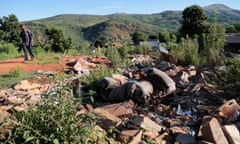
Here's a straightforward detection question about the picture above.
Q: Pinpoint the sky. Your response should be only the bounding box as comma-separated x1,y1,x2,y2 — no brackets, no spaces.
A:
1,0,240,21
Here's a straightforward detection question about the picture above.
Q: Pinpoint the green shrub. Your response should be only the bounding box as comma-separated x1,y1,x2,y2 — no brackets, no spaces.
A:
5,97,109,144
106,46,122,69
206,57,240,97
0,42,20,60
170,37,201,66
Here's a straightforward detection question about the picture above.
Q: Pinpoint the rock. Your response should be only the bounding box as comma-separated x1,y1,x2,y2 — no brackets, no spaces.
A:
93,107,121,130
14,80,42,91
223,124,240,144
198,116,229,144
169,126,193,135
96,100,134,118
132,115,165,133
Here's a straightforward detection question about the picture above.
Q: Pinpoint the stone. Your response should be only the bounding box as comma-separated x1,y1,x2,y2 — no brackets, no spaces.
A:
199,117,228,144
223,124,240,144
14,80,42,91
96,100,134,117
132,115,165,133
169,126,193,135
93,107,121,130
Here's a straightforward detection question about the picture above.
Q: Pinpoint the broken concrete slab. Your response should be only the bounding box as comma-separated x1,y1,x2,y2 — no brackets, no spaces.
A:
223,124,240,144
96,100,134,118
132,115,165,133
198,116,229,144
93,107,122,130
14,80,42,91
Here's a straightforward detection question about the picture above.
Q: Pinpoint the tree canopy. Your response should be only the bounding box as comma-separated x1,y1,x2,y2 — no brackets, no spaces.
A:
179,5,208,37
45,27,72,53
0,14,21,45
132,31,148,44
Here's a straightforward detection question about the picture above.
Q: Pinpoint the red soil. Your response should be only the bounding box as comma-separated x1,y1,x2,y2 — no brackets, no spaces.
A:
0,56,79,74
0,55,111,74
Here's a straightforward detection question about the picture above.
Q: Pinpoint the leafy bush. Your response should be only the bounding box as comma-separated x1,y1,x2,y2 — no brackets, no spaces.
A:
0,41,20,60
4,97,108,144
206,57,240,97
106,46,122,69
170,37,201,66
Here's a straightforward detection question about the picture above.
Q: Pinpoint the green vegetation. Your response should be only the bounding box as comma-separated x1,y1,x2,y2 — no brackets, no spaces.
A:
206,57,240,97
0,41,21,60
22,4,240,49
0,68,35,88
0,4,240,143
45,27,73,53
4,81,112,144
180,5,209,38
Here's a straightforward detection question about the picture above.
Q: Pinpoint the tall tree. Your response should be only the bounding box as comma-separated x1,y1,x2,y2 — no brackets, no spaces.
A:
179,5,208,38
0,14,21,45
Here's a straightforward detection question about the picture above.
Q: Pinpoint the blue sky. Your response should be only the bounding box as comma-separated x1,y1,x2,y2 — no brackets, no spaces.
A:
1,0,240,21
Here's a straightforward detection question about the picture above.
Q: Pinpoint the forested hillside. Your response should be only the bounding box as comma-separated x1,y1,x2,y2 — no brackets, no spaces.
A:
24,4,240,46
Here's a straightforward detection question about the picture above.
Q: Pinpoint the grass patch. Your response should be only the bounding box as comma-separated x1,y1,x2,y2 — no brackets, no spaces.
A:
35,55,60,65
0,67,35,88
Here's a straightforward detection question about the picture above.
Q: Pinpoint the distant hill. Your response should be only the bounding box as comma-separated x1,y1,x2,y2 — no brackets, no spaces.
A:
25,4,240,47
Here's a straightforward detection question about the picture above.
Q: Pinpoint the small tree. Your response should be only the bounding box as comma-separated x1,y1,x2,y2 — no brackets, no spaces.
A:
132,31,147,44
159,30,170,43
45,27,72,53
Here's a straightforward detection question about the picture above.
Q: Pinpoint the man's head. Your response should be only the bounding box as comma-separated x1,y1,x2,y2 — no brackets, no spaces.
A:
19,23,26,30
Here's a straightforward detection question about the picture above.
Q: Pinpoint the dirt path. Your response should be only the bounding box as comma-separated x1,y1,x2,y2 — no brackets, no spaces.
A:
0,56,81,74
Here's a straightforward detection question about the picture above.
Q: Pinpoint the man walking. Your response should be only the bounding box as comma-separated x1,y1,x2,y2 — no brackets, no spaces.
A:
19,23,35,62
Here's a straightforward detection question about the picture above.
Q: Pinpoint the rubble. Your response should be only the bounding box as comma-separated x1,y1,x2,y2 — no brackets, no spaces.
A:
1,55,240,144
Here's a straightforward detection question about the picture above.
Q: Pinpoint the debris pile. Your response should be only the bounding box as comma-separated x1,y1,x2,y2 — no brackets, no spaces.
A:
90,55,240,143
0,55,239,143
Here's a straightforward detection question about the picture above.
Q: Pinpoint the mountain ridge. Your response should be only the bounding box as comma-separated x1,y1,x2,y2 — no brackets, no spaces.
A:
25,4,240,46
